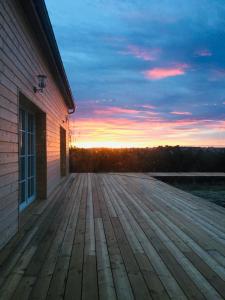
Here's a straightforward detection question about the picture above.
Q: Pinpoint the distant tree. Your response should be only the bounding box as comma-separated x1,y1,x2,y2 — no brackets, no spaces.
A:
69,146,225,173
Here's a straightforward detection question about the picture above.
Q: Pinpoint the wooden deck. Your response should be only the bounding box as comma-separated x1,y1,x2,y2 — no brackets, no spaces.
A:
147,172,225,177
0,173,225,300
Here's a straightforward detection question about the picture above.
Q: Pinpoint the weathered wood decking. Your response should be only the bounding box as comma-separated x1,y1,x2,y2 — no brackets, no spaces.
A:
147,172,225,177
0,173,225,300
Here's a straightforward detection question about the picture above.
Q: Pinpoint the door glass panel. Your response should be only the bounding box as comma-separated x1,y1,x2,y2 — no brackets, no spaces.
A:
28,156,31,177
28,177,35,198
31,156,34,176
20,109,26,131
19,181,26,204
31,177,34,195
28,178,31,197
28,114,34,132
19,109,36,211
28,133,34,155
20,157,25,180
20,131,25,155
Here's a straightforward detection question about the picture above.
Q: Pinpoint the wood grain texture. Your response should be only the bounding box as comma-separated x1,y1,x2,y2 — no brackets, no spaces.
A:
0,173,225,299
0,0,71,248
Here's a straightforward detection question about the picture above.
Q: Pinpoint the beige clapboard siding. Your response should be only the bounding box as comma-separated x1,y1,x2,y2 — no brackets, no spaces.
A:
0,190,18,211
1,3,68,116
0,129,18,143
0,181,18,201
0,141,18,153
0,0,70,249
1,1,68,115
0,162,18,177
0,94,17,113
0,104,17,124
0,191,18,219
0,153,18,164
0,118,17,134
0,82,17,104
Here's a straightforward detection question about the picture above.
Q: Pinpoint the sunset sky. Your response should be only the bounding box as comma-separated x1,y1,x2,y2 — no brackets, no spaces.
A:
46,0,225,148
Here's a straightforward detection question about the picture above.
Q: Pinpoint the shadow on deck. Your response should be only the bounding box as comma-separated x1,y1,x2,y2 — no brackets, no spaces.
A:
0,173,225,299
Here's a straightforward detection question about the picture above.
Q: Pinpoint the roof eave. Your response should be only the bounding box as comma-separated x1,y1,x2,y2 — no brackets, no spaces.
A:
19,0,75,111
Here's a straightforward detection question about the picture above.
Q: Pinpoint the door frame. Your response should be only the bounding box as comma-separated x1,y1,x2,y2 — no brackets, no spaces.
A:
60,126,67,177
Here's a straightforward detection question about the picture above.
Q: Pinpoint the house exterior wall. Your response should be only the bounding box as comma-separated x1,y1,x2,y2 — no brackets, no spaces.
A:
0,0,70,249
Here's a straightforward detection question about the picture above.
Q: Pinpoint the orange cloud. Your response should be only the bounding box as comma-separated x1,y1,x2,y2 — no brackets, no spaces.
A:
145,66,187,80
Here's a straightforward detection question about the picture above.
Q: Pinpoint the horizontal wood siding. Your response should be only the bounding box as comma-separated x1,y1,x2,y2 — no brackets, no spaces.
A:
0,0,70,249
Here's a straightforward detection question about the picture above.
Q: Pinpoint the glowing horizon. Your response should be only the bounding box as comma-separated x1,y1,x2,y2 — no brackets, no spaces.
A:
71,141,225,149
69,116,225,148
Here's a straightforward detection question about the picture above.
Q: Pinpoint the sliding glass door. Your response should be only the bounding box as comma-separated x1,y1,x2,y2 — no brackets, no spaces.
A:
19,108,36,211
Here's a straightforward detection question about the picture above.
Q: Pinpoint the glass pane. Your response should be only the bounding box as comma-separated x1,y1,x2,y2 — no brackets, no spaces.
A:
31,156,34,176
28,133,34,155
28,178,31,197
28,156,31,177
19,109,26,131
20,132,25,155
19,181,26,204
19,109,36,208
31,177,34,195
28,178,35,198
19,110,22,131
20,157,25,180
28,114,34,133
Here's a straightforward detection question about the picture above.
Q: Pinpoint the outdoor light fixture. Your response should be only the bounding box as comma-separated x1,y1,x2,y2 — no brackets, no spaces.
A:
62,115,69,124
33,75,47,93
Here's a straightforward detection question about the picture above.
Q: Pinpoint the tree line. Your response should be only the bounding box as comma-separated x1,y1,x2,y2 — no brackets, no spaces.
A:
69,146,225,172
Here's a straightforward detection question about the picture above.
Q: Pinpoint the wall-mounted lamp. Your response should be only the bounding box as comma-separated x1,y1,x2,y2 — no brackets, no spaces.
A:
33,75,47,93
62,115,69,124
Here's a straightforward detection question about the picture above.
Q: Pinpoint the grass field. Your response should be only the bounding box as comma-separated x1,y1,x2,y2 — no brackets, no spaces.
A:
156,177,225,208
173,183,225,207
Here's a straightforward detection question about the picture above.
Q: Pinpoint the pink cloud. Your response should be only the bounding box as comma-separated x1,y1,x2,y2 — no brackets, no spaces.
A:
171,111,192,116
121,45,160,61
94,107,140,115
195,49,212,57
145,65,187,80
139,104,156,109
93,106,160,118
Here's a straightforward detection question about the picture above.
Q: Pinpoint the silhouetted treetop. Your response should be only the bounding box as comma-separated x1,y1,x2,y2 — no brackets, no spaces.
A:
70,146,225,173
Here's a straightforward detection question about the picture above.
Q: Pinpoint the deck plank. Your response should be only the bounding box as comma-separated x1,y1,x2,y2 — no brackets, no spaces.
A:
97,175,134,300
0,173,225,299
64,175,88,300
46,175,84,300
82,174,98,300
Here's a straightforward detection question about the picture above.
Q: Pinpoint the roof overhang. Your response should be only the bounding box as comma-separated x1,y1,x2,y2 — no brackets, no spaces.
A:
19,0,75,112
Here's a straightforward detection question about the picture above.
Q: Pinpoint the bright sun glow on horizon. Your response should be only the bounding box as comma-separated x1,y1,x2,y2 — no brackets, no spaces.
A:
72,141,138,148
71,141,225,149
69,118,225,148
